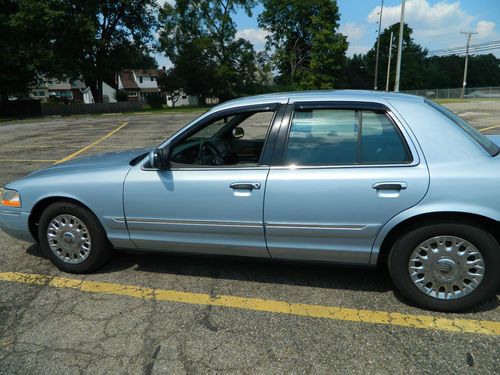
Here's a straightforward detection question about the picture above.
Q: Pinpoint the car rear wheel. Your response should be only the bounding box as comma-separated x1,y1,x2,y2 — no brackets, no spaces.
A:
38,202,113,273
388,222,500,312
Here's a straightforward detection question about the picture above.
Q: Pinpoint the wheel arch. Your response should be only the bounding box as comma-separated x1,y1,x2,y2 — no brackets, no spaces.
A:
375,212,500,266
28,196,98,242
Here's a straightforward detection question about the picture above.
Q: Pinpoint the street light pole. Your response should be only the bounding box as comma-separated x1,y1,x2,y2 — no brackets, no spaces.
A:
374,0,384,90
385,31,394,91
394,0,406,92
460,31,477,99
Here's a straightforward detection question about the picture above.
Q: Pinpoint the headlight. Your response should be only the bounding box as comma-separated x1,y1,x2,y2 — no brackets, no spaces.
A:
1,189,21,208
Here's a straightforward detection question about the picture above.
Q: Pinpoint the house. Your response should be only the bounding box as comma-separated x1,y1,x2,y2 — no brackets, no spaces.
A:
31,78,117,104
134,69,161,102
70,80,87,102
166,93,198,107
30,78,73,102
117,70,143,101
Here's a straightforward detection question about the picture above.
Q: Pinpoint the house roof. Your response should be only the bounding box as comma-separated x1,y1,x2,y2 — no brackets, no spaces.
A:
134,69,159,77
119,70,140,89
140,87,160,93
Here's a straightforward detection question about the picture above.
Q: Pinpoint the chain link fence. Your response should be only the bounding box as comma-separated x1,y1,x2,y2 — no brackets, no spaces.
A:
402,86,500,99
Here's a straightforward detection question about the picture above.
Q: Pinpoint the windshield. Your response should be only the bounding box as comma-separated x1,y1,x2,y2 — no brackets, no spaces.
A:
425,99,499,157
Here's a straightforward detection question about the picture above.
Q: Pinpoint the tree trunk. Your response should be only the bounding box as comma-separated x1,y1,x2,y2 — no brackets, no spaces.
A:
95,79,103,103
87,80,99,104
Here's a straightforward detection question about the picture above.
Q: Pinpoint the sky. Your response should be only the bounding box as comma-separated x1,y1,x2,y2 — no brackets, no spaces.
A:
154,0,500,67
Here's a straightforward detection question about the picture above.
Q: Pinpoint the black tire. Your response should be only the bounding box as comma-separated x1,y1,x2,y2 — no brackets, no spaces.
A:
388,221,500,312
38,202,113,273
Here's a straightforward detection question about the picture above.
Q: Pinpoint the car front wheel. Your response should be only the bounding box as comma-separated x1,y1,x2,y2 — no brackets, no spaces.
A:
389,222,500,312
38,202,113,273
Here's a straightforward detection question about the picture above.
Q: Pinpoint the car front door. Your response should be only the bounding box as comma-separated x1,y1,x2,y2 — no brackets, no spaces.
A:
263,102,430,264
123,104,284,257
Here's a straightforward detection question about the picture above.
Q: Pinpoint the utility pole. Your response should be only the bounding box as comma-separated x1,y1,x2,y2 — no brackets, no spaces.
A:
385,31,394,91
374,0,384,90
460,31,477,99
394,0,406,92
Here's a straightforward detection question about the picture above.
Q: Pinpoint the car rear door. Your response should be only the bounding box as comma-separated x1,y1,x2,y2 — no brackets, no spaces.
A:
263,102,430,264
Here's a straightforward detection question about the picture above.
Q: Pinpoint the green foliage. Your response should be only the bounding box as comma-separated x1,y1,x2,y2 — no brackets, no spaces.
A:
57,0,158,102
258,0,348,89
158,0,260,102
0,0,158,102
115,90,128,102
340,22,500,91
157,68,185,107
146,94,164,109
0,0,66,100
364,23,428,90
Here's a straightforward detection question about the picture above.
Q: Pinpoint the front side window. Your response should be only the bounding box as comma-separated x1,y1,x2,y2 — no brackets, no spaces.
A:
285,108,411,166
170,109,275,167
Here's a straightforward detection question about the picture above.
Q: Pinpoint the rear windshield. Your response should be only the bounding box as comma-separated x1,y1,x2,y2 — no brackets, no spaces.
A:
425,99,499,157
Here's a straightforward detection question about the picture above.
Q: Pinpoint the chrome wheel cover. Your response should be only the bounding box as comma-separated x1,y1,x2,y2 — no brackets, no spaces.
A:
47,214,91,264
408,236,485,300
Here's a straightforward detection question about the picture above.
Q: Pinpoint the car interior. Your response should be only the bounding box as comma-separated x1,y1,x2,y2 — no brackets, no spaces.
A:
170,111,273,167
285,109,411,165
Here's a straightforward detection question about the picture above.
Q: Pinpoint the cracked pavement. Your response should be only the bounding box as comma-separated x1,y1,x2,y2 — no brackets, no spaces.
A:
0,107,499,374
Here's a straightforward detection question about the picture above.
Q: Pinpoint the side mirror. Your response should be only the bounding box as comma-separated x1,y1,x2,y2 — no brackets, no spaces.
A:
232,126,244,139
149,146,170,169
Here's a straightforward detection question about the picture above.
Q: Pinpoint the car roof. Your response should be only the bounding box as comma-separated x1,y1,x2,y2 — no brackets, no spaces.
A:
211,89,424,112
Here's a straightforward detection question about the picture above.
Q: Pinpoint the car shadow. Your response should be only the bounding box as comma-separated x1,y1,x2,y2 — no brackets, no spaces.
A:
26,244,499,312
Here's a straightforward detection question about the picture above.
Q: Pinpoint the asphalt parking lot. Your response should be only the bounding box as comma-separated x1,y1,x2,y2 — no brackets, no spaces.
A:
0,102,499,374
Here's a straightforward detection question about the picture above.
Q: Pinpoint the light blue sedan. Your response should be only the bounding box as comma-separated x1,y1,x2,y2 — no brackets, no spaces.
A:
1,91,500,311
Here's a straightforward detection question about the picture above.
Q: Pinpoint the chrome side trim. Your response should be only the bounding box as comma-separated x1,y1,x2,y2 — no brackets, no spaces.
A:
124,217,262,228
265,223,367,231
112,217,126,223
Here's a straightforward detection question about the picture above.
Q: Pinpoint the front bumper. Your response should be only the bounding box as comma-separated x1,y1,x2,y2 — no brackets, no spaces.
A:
0,209,34,242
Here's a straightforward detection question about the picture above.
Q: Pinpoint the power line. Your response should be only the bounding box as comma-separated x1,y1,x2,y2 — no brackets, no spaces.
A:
429,44,500,57
428,39,500,55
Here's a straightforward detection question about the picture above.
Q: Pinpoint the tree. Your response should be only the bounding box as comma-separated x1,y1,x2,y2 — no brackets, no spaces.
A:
157,68,185,107
0,0,66,100
365,23,427,90
158,0,260,102
337,54,370,89
53,0,158,102
258,0,348,89
0,0,158,103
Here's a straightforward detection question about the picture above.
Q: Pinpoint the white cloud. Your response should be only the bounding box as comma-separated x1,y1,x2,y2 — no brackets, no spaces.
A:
367,0,498,55
476,20,496,38
236,28,269,50
339,22,366,42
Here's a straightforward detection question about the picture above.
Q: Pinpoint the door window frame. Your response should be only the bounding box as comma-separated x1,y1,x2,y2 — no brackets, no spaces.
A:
271,101,421,169
141,103,285,171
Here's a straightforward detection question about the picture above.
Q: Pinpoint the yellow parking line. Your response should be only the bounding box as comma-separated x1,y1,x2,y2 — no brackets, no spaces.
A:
54,121,128,164
0,271,498,336
479,124,500,132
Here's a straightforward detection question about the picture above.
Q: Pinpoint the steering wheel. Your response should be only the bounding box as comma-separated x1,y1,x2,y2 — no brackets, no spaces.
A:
198,141,224,165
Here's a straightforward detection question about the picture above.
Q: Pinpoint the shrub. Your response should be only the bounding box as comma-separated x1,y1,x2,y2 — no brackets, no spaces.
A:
115,90,128,102
147,94,164,109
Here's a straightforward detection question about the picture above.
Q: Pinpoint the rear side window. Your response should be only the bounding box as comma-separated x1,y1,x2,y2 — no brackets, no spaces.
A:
285,108,412,166
425,99,499,156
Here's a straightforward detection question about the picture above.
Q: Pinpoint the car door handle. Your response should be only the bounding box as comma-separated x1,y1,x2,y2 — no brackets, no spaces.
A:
372,182,407,191
230,182,261,190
